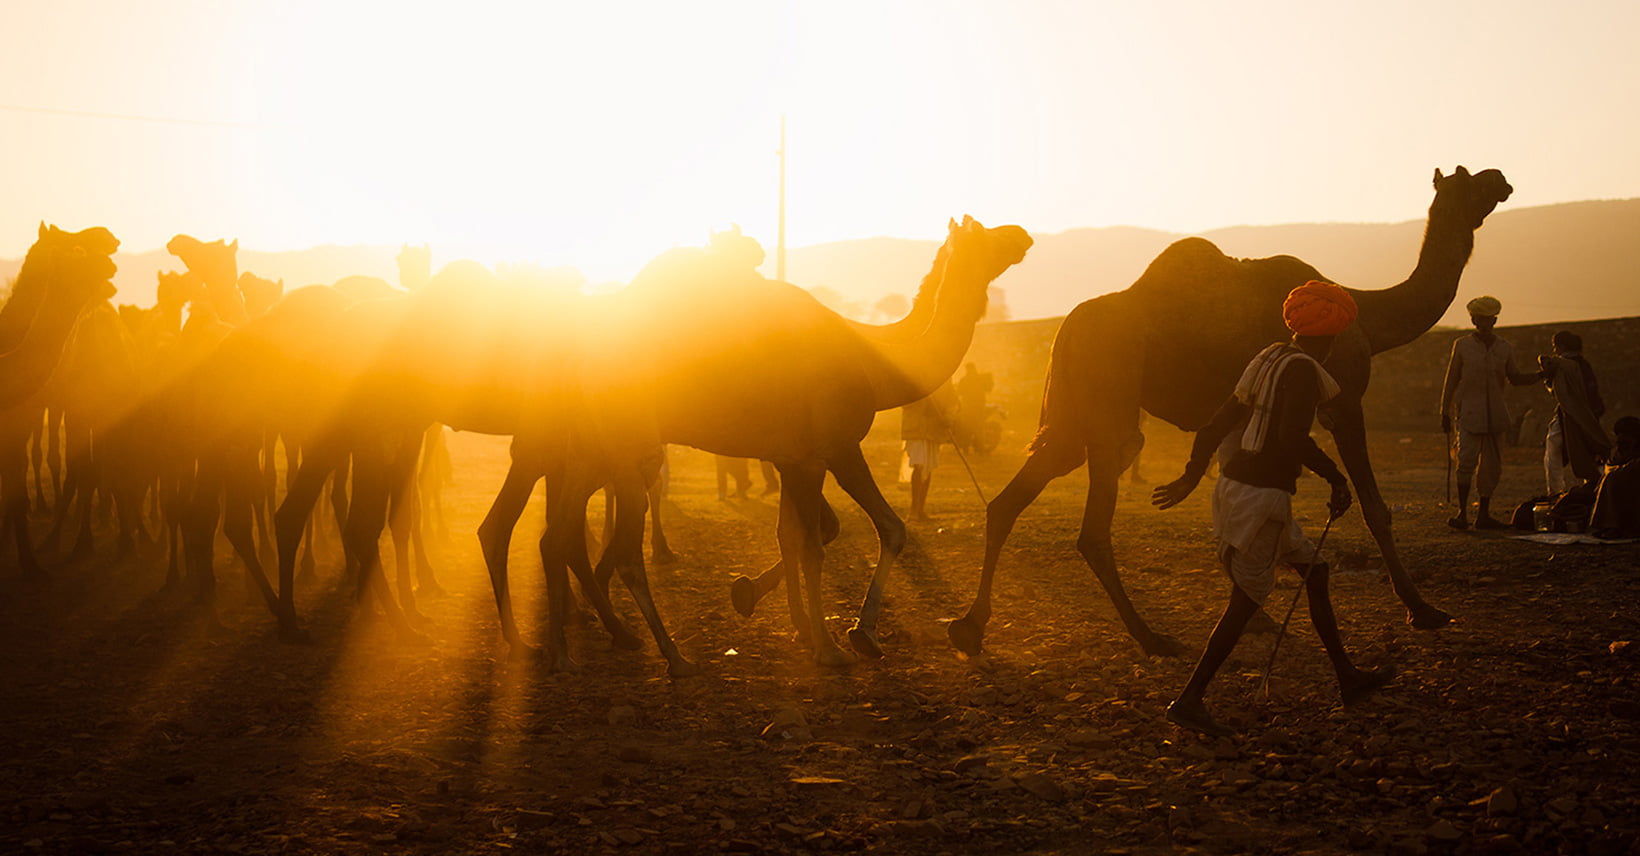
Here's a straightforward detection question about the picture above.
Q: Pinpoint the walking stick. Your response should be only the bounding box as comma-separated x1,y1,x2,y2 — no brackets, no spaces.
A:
1444,426,1454,506
1261,507,1339,698
944,423,991,508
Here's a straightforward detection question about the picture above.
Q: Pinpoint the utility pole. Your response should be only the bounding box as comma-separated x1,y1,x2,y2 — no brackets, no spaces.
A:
776,113,786,282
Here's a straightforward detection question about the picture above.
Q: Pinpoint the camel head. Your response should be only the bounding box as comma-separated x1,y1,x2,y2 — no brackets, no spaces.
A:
397,243,432,291
36,223,120,258
40,245,119,306
238,272,285,316
166,234,238,283
1431,166,1513,230
944,215,1033,283
21,224,120,288
156,270,205,312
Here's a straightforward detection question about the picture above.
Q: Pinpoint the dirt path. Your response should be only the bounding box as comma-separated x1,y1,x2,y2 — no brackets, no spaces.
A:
2,429,1636,854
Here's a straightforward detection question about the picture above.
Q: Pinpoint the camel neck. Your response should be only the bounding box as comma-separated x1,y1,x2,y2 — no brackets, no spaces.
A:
861,257,992,410
1351,205,1477,354
0,280,90,405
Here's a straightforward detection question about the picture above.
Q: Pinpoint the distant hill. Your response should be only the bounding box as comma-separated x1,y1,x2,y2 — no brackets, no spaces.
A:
5,199,1639,328
788,199,1640,328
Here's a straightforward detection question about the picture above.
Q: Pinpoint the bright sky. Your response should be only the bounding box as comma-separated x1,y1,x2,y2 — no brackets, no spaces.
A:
3,0,1637,283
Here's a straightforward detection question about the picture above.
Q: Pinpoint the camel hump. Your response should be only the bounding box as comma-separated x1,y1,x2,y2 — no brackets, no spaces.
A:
1129,238,1325,305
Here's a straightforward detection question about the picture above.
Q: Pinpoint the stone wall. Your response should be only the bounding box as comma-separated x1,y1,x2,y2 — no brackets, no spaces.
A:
964,315,1640,445
1361,316,1640,441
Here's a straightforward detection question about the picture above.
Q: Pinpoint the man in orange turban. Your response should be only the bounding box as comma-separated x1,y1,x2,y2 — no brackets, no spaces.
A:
1151,281,1390,737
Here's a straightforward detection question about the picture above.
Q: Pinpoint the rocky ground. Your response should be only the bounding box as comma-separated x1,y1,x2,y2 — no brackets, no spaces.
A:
2,427,1636,855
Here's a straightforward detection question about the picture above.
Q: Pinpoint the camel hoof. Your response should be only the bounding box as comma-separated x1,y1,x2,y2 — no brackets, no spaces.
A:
846,625,884,660
946,616,985,656
651,547,678,566
814,644,858,668
1245,611,1282,635
278,622,311,644
667,658,704,678
506,642,544,663
1408,604,1454,629
398,628,434,648
416,579,448,599
545,651,582,674
1142,633,1189,658
729,576,758,617
610,627,644,651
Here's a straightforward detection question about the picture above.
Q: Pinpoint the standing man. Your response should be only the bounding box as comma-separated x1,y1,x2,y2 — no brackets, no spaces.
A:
1540,331,1607,494
901,382,959,522
1439,296,1540,530
1153,281,1393,737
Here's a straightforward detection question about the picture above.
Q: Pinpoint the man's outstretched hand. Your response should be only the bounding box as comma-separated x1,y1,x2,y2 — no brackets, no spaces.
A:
1152,474,1201,510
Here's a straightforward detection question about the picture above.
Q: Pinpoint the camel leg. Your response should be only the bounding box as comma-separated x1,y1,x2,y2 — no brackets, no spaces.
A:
829,446,906,659
406,478,443,597
223,445,280,616
1326,401,1453,628
1,444,42,576
45,406,63,508
730,497,836,622
28,420,46,510
777,462,854,667
537,477,584,673
563,495,642,651
1074,446,1187,657
647,471,677,565
477,459,540,655
948,443,1083,655
342,455,421,643
599,469,698,676
385,436,428,625
180,456,224,626
273,446,339,641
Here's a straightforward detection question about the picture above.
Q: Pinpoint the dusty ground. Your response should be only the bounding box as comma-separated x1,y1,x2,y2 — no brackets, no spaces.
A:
2,423,1636,855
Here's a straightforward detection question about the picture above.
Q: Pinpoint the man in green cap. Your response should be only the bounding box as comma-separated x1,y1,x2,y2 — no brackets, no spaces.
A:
1439,295,1541,529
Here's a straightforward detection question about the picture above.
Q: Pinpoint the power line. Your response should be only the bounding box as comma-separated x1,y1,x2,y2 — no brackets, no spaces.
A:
0,103,253,129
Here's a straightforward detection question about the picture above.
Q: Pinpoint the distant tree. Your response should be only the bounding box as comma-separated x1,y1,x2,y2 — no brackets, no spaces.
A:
872,292,910,323
982,286,1011,323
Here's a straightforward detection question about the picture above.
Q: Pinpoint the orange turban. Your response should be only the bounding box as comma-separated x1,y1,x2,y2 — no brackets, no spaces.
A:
1283,280,1358,337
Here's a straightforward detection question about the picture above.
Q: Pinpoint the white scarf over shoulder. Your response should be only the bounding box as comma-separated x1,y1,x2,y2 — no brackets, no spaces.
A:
1233,343,1341,453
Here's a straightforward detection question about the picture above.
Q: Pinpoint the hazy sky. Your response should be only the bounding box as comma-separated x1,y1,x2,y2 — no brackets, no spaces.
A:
3,0,1636,282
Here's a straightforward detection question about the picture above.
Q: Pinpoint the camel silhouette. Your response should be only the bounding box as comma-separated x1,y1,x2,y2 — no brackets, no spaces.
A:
947,167,1512,658
0,224,120,574
479,216,1033,669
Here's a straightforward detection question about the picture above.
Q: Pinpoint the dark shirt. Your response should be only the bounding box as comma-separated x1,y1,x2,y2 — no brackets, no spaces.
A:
1185,358,1346,493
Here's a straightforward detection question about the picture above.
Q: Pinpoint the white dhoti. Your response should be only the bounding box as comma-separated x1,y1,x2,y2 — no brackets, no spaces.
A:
1212,477,1318,605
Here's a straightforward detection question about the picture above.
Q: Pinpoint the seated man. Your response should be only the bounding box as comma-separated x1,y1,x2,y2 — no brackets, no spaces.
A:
1590,416,1640,539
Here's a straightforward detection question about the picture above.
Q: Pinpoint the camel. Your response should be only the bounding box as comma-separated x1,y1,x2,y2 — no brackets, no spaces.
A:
166,235,246,325
479,216,1033,670
0,224,120,574
946,166,1511,659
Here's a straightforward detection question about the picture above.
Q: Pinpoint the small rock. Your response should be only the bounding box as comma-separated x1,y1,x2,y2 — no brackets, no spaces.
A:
953,754,990,774
607,705,638,727
613,828,644,845
789,776,847,791
1544,796,1577,820
761,707,811,742
1487,786,1519,816
1609,640,1631,656
1427,819,1463,841
1014,772,1066,802
616,745,653,764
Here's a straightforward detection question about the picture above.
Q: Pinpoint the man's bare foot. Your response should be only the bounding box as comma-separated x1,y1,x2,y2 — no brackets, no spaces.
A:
1165,699,1234,738
1446,514,1470,531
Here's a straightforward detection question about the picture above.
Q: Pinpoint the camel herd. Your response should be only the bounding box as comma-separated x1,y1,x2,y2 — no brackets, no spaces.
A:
1,166,1511,674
